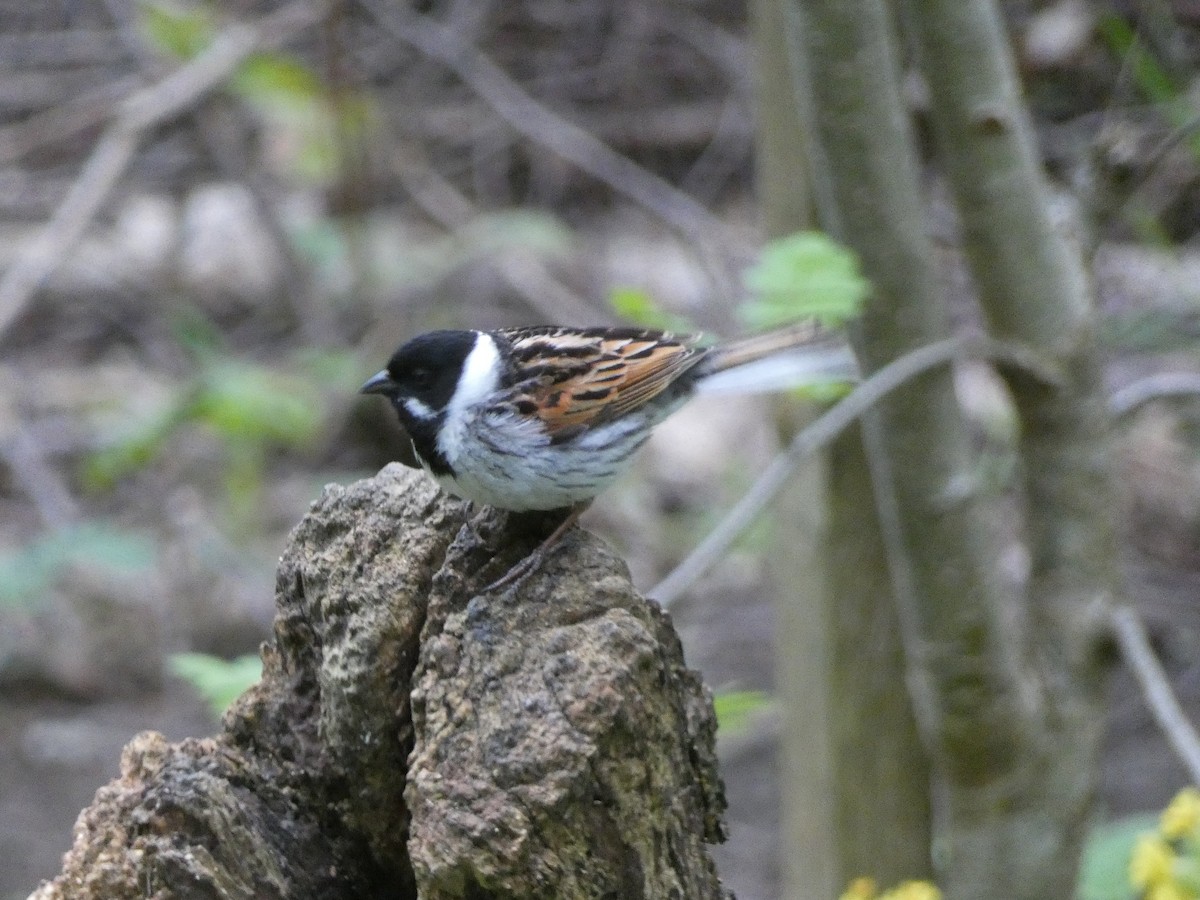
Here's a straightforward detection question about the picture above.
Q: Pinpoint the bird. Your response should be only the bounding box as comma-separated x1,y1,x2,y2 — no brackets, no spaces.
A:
361,322,857,590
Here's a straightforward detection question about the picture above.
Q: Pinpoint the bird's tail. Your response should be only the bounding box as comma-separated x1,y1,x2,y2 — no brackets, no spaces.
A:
697,322,859,395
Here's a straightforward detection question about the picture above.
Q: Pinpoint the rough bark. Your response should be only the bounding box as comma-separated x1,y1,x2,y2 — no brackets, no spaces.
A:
30,465,729,900
824,429,933,887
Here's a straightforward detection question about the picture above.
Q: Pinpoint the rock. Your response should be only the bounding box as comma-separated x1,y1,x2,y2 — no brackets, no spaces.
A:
31,465,729,899
1023,0,1094,70
180,182,283,303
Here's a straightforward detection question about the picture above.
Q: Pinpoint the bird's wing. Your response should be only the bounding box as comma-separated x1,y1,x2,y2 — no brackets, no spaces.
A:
497,326,707,434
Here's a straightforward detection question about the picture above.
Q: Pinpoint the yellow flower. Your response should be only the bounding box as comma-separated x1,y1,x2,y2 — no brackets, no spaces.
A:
1131,834,1175,889
839,877,877,900
1162,788,1200,841
1146,882,1191,900
881,881,942,900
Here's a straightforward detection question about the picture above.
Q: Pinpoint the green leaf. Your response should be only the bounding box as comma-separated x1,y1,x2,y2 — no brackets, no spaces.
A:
1101,310,1200,354
1076,814,1157,900
230,53,323,107
68,525,157,571
83,397,190,490
1097,16,1179,107
169,652,262,719
609,287,696,332
289,218,349,272
788,379,854,403
170,305,227,357
0,524,156,608
140,3,214,59
1097,16,1200,157
712,689,771,733
740,231,868,330
192,361,323,448
458,210,573,259
291,348,365,390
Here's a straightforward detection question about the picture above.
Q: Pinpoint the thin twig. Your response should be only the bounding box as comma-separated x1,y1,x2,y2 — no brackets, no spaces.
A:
0,75,142,165
1110,372,1200,418
0,1,325,344
680,93,753,202
391,149,608,324
1111,605,1200,784
357,0,738,294
651,335,1060,606
0,128,137,341
195,101,339,345
854,399,945,745
120,0,318,330
0,428,81,530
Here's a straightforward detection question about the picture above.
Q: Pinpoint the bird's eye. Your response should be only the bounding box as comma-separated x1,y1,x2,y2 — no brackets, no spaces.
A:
408,367,435,389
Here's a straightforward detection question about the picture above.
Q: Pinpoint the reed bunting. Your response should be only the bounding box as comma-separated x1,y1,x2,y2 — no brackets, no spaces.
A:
362,323,856,589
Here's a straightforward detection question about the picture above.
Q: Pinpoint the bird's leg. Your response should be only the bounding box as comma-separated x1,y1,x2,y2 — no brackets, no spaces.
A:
461,500,485,540
484,501,590,593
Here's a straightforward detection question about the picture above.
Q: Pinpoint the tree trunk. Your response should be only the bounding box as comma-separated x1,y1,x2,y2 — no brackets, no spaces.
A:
752,3,836,896
788,0,1121,894
825,429,934,887
755,2,934,892
30,466,731,900
904,1,1120,895
787,0,1119,895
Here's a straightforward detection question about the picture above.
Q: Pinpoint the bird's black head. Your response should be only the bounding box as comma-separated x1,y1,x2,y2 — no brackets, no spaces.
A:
361,329,479,425
361,330,484,477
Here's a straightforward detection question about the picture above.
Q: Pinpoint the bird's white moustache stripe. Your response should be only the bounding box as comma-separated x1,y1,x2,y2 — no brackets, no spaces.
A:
449,332,501,412
404,397,436,420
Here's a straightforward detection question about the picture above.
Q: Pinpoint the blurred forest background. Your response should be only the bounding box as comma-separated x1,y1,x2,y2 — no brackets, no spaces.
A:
3,0,1200,898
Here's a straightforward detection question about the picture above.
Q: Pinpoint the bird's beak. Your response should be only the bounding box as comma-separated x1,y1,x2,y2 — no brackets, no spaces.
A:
360,370,394,395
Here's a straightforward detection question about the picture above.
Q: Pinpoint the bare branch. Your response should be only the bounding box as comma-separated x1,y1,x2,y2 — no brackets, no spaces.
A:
391,150,609,324
0,129,137,341
651,336,1059,606
0,427,81,529
0,1,327,344
0,75,141,165
1110,372,1200,418
1111,605,1200,785
357,0,738,288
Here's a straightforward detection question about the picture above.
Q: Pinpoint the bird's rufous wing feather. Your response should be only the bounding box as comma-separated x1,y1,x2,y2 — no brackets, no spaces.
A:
499,327,706,434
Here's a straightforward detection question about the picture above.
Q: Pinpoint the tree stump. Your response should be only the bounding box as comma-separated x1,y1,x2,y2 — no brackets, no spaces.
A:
31,465,730,900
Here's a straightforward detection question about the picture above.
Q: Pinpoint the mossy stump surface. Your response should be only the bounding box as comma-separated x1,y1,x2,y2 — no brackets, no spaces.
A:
32,465,729,900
